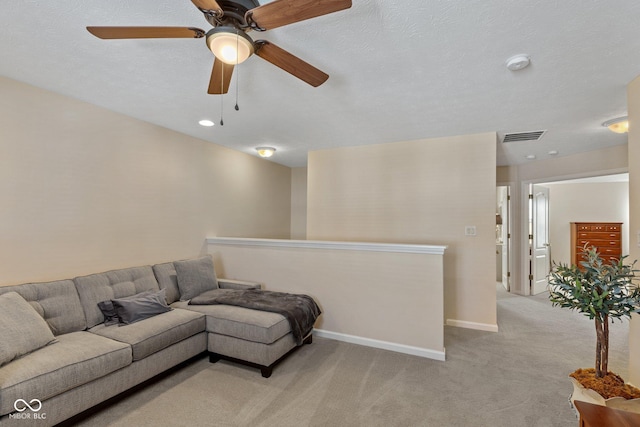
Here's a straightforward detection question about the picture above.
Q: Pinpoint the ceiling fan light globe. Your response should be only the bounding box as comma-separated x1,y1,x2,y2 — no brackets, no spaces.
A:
206,27,254,65
220,46,239,63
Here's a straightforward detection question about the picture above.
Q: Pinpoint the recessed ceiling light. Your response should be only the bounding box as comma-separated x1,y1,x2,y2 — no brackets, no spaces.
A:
506,54,531,71
525,154,536,160
548,150,559,156
199,119,215,127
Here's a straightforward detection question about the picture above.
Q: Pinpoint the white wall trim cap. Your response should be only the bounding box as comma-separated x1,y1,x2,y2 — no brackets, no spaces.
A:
206,237,447,255
446,319,499,332
313,329,446,361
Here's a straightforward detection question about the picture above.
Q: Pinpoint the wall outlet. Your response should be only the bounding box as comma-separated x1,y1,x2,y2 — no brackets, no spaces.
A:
465,226,477,236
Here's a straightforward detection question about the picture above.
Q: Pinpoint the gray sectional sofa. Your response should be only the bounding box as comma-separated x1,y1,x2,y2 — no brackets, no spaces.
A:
0,256,314,427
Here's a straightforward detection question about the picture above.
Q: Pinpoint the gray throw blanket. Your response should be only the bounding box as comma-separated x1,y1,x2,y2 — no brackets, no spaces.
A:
189,289,321,345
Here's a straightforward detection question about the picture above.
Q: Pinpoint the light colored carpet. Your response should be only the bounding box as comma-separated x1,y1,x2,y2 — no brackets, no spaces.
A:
71,286,629,427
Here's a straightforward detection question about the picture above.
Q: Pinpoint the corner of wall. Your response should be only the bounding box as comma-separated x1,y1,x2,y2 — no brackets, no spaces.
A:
627,73,640,386
290,167,308,240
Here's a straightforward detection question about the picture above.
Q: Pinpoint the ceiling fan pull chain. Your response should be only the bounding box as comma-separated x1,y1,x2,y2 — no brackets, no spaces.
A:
220,65,224,126
235,34,240,111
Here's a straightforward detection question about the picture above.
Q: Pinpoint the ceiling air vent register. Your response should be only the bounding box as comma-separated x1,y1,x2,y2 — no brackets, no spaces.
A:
501,130,546,143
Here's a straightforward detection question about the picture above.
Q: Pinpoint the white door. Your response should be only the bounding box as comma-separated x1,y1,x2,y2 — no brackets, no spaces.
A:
502,186,510,290
496,186,510,291
531,185,550,295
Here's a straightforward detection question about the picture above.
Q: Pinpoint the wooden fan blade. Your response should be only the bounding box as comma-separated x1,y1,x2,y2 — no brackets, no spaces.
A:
208,58,235,94
247,0,352,30
255,41,328,87
191,0,222,14
87,26,205,39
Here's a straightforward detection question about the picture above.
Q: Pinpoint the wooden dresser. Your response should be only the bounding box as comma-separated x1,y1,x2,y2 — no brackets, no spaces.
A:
571,222,622,266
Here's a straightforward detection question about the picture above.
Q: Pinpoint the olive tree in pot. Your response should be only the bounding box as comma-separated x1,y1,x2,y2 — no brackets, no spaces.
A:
548,245,640,413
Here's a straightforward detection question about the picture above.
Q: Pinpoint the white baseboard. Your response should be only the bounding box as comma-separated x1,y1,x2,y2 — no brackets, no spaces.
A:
446,319,499,332
313,329,446,361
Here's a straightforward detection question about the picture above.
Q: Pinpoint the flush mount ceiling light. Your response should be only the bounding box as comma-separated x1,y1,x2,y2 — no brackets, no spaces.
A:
206,26,254,65
602,116,629,134
256,147,276,158
506,54,531,71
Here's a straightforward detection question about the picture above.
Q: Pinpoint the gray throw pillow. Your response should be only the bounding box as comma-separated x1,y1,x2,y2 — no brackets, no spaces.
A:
174,256,219,301
97,300,120,326
111,289,171,325
97,290,156,326
0,292,56,367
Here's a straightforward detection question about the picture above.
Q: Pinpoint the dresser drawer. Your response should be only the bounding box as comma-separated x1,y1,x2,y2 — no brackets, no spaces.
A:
578,247,621,256
576,239,620,248
577,254,622,265
576,224,621,232
577,231,620,240
575,243,620,253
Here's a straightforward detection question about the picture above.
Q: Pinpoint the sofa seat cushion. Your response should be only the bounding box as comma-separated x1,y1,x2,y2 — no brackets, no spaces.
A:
89,308,205,361
173,301,290,345
0,331,131,417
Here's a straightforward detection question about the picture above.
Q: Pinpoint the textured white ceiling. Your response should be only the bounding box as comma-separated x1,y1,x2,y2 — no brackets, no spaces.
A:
1,0,639,167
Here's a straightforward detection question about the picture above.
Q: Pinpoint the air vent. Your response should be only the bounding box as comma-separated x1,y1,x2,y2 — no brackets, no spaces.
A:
501,130,546,143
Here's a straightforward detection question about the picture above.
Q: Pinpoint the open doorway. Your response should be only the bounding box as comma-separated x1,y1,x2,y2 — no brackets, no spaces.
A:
525,173,629,295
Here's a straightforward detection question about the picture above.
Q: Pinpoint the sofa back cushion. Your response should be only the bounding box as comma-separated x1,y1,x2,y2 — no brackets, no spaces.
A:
0,292,57,367
152,262,181,304
174,256,219,301
75,265,160,328
0,279,87,335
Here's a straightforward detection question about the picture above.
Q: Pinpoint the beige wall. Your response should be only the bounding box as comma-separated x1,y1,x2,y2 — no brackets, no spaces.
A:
628,74,640,386
306,133,498,330
290,167,307,239
0,77,291,286
545,181,629,265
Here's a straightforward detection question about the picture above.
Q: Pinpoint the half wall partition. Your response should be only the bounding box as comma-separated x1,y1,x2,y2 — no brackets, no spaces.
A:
206,237,447,361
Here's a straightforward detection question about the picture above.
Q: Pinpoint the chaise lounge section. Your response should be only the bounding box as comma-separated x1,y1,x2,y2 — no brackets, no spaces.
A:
0,255,319,426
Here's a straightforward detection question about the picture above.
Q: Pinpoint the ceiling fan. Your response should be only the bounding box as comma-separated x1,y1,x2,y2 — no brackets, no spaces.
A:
87,0,352,95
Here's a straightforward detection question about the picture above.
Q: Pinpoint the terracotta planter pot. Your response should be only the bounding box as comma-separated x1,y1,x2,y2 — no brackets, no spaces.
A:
570,377,640,414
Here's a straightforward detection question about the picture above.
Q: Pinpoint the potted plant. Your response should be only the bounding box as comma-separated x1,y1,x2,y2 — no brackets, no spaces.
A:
548,245,640,413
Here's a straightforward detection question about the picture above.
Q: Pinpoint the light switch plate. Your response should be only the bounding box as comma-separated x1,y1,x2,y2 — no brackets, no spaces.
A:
465,226,477,236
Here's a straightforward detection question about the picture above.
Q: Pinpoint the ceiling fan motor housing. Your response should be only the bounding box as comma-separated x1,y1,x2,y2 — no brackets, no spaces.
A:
208,0,261,29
